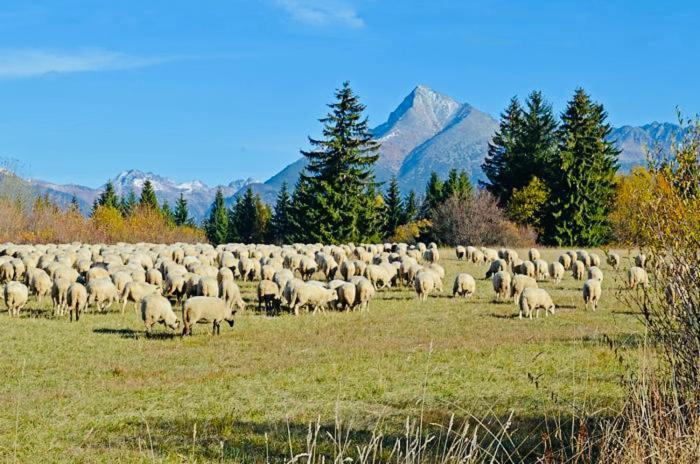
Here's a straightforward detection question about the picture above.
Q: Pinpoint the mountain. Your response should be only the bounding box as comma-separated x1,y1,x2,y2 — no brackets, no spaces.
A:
4,85,683,218
24,170,257,221
609,122,684,172
257,87,681,198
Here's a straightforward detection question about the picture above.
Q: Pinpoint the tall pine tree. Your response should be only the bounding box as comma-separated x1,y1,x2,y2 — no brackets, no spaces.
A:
119,189,137,217
270,182,292,244
97,181,120,209
174,193,193,226
290,82,381,244
421,171,444,218
482,97,524,204
139,180,159,210
442,168,473,200
383,176,403,238
403,190,418,223
547,88,619,246
161,200,175,225
204,188,229,245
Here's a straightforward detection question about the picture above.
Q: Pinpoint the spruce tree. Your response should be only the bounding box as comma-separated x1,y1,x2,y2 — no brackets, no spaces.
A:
270,182,292,244
69,195,80,213
204,188,229,245
119,189,137,217
383,176,403,238
547,88,619,246
403,190,418,223
98,181,120,209
174,193,193,226
421,171,444,218
290,82,381,244
161,200,175,225
442,169,473,200
229,187,261,243
139,180,159,210
482,97,524,204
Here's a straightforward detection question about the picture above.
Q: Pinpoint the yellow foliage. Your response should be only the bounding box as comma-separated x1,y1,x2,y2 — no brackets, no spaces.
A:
389,219,432,244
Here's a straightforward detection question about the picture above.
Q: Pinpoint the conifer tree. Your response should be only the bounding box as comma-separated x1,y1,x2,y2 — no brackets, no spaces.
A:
383,176,403,238
442,169,473,200
173,193,193,226
228,187,261,243
403,190,418,223
547,88,619,246
69,195,80,213
482,97,524,204
161,200,175,225
119,189,137,217
290,82,381,243
270,182,292,244
97,181,120,210
139,180,159,210
421,171,444,218
204,188,229,245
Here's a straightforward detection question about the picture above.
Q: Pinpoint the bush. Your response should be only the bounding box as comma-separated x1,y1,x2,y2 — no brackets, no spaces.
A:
431,191,536,246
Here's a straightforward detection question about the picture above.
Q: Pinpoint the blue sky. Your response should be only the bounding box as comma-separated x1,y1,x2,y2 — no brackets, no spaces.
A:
0,0,698,187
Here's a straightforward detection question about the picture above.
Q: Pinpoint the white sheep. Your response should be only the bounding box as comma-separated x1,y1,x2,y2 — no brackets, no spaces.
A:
452,273,476,299
182,296,235,335
141,294,180,335
627,266,649,289
4,281,28,317
66,282,88,322
337,282,356,310
455,246,467,260
582,279,602,311
606,252,621,270
120,281,159,314
571,260,586,280
548,262,565,284
415,270,438,301
587,266,604,282
492,271,511,302
257,279,280,312
87,278,119,312
528,248,540,262
289,282,338,315
518,288,555,319
485,259,508,279
220,280,245,311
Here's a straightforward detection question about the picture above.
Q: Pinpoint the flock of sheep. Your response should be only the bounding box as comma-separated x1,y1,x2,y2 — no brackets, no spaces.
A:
0,241,650,335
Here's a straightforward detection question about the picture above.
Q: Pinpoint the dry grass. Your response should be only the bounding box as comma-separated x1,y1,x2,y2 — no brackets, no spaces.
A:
0,248,646,462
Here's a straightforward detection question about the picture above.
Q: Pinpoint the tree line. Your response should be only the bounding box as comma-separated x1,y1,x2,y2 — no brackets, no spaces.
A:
205,82,620,247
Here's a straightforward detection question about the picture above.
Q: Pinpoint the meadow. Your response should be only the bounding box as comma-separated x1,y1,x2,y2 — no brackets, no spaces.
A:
0,248,645,463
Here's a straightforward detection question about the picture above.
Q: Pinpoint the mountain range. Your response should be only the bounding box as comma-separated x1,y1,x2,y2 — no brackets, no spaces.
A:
4,85,683,221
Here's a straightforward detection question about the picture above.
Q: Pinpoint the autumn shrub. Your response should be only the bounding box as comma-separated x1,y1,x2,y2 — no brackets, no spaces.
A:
389,219,432,244
431,191,537,246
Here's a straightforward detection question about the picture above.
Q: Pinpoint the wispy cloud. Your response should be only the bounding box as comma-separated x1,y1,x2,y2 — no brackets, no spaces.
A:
274,0,365,28
0,48,170,78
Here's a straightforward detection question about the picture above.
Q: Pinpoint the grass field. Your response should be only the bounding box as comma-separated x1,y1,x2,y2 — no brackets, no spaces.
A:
0,248,645,462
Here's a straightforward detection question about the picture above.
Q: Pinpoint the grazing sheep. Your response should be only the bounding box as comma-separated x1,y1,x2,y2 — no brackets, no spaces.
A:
589,253,601,267
52,277,72,314
66,282,87,322
337,282,356,310
198,276,219,298
4,281,28,317
607,252,621,270
587,266,604,282
485,259,508,279
514,261,536,279
571,260,586,280
498,248,518,265
164,273,187,304
510,274,538,305
558,254,572,270
583,279,602,311
518,288,555,319
471,249,485,264
627,266,649,289
364,264,392,289
350,276,375,311
298,256,318,280
289,282,337,315
339,260,356,281
141,294,180,335
220,280,245,311
0,261,15,283
423,248,440,264
452,273,476,299
455,246,467,260
528,248,540,262
146,268,163,287
87,278,120,312
548,262,565,284
30,270,52,304
492,271,511,302
576,250,591,267
415,270,438,301
182,296,235,335
86,266,110,283
257,279,280,313
634,253,647,268
120,281,159,314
